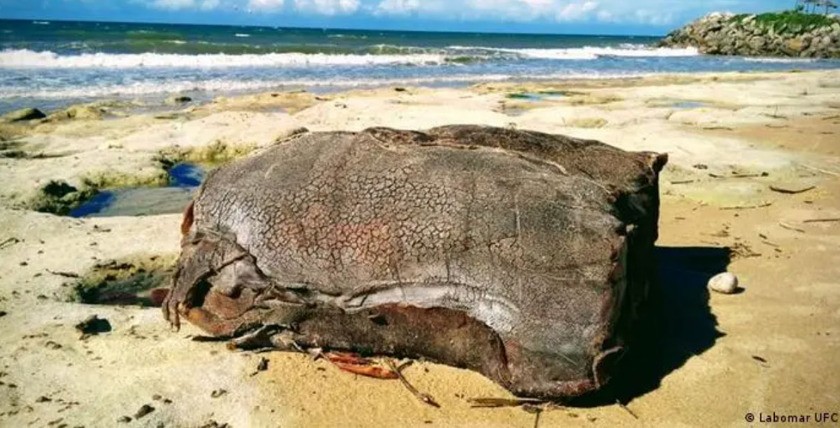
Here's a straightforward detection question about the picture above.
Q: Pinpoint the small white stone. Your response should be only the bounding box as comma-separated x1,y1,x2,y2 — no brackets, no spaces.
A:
709,272,739,294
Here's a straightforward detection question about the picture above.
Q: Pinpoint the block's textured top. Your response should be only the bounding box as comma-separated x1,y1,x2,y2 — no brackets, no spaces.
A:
164,125,668,400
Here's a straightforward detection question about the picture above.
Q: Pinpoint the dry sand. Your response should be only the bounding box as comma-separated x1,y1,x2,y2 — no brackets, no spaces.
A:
0,70,839,427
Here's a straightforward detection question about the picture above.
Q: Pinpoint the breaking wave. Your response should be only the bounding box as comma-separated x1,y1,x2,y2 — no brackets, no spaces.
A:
743,57,817,63
0,44,700,70
448,44,700,60
0,49,450,68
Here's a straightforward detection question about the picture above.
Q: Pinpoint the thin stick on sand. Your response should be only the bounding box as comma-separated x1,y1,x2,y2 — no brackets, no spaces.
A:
801,164,840,177
0,237,19,250
779,222,805,233
709,172,769,179
769,185,815,195
467,397,546,408
803,218,840,223
616,400,639,419
529,406,543,428
720,202,772,210
386,360,440,408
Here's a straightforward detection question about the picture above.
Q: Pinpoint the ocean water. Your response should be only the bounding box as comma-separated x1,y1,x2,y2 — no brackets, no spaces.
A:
1,19,839,114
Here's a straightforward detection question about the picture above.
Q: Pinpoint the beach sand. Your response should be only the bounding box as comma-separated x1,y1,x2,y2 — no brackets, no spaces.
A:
1,70,838,427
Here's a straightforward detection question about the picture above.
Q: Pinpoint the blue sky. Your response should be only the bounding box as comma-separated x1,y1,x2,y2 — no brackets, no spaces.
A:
0,0,795,35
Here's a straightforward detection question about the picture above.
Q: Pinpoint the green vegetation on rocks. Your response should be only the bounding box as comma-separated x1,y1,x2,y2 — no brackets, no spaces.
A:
745,10,837,29
26,168,170,215
565,117,609,128
156,139,256,168
659,11,840,58
71,255,176,305
24,140,255,216
81,169,169,190
27,180,97,215
0,141,27,159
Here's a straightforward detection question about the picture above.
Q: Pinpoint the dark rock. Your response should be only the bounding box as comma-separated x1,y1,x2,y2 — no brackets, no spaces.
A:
134,404,154,419
200,421,230,428
2,108,46,122
167,95,192,104
74,315,112,337
116,416,132,423
251,357,269,375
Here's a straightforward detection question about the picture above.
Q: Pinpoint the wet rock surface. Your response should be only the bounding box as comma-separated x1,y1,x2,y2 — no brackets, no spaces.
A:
1,108,46,123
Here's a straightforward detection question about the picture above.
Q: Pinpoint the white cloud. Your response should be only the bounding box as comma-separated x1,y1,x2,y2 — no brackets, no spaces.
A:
147,0,221,11
150,0,196,10
248,0,285,11
556,0,598,21
633,9,674,25
375,0,421,16
294,0,360,15
389,0,679,25
140,0,683,24
596,9,614,21
374,0,614,23
200,0,221,10
143,0,363,15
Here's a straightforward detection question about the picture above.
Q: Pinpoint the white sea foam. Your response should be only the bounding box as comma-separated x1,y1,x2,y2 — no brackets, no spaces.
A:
328,34,368,39
0,72,648,100
0,49,449,69
744,57,817,63
234,33,251,38
0,45,701,70
448,44,700,60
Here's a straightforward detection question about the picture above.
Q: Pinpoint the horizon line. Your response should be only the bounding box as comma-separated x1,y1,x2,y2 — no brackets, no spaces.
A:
0,17,668,38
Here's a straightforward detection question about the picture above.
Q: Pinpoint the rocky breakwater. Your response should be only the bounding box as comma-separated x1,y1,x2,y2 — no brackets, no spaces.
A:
659,11,840,58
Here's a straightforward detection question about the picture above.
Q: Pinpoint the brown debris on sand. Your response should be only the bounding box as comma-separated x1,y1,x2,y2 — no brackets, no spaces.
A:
162,125,668,401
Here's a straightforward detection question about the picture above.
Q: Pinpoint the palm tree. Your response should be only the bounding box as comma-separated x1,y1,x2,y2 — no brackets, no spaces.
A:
798,0,837,13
